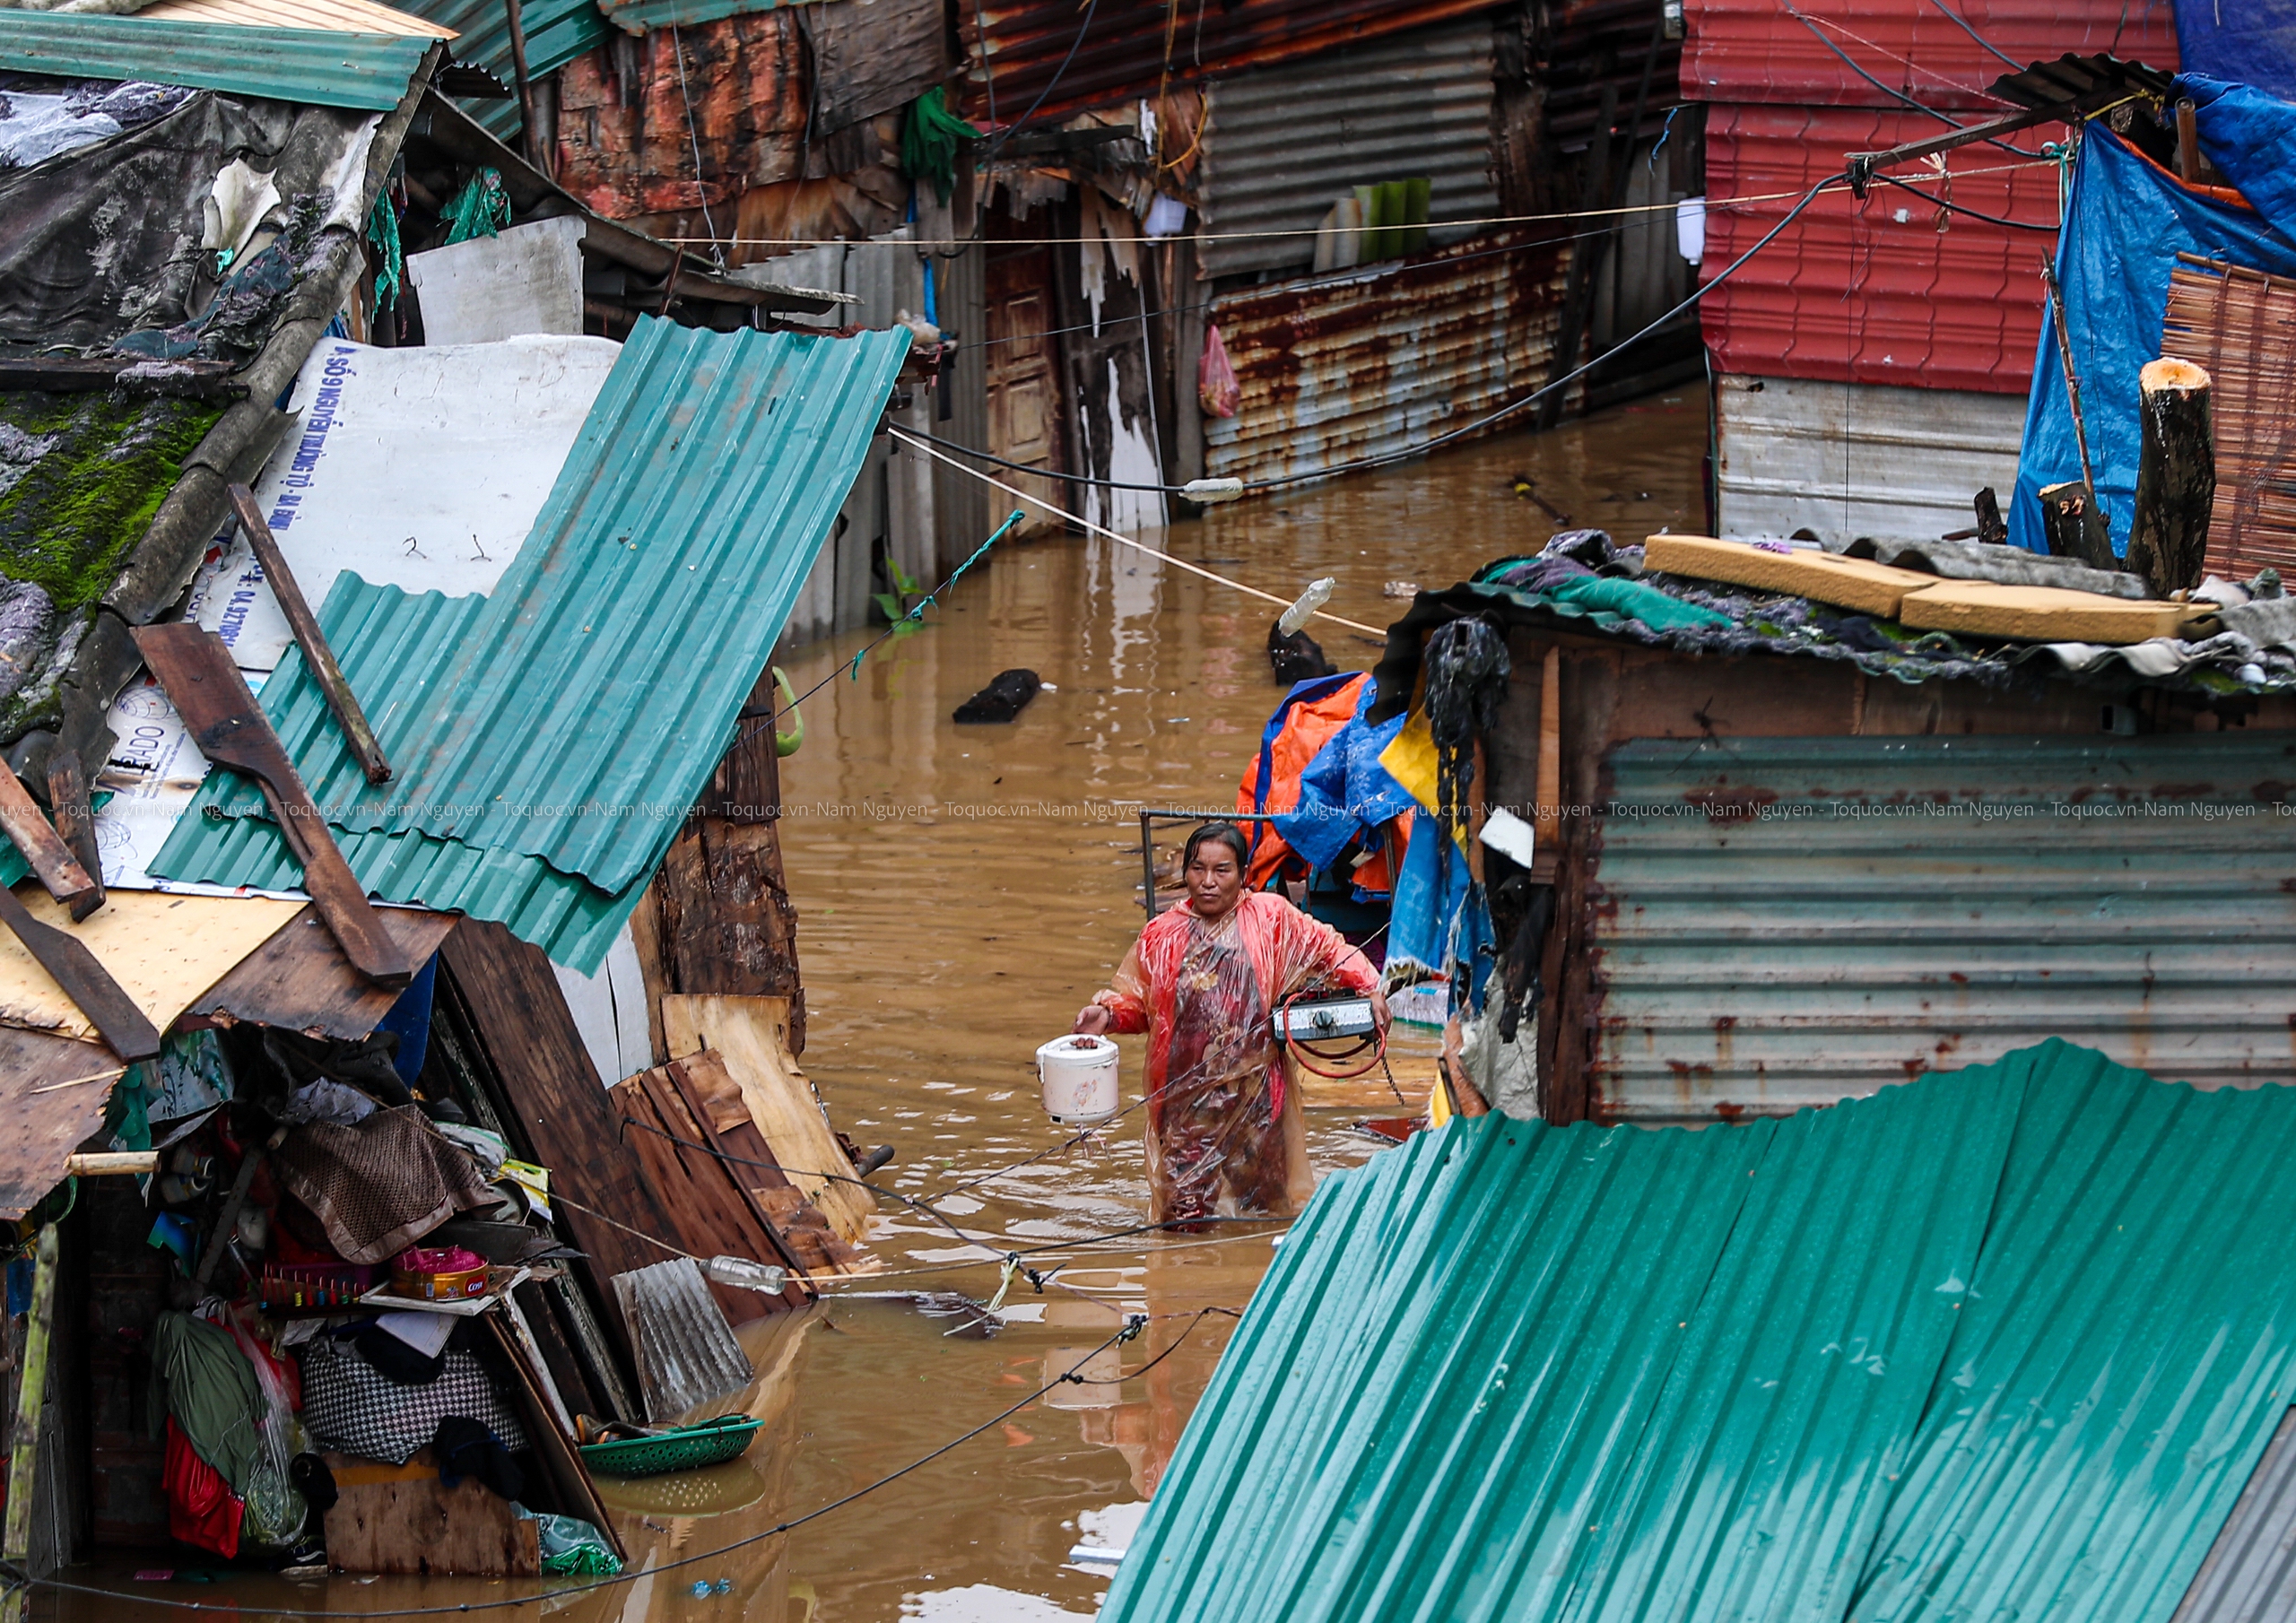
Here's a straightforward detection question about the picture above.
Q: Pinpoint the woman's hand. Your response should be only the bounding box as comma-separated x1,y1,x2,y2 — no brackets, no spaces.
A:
1074,1003,1113,1037
1370,986,1391,1032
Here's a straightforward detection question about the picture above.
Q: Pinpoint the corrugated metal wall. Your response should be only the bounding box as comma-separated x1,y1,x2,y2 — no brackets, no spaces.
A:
1586,733,2296,1124
1196,19,1500,279
1683,0,2178,107
1202,231,1567,486
956,0,1500,128
1714,371,2025,541
1700,103,2066,395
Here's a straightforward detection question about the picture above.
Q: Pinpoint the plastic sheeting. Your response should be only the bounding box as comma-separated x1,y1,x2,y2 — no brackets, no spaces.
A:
2174,0,2296,104
2013,84,2296,558
1092,891,1377,1227
0,88,375,352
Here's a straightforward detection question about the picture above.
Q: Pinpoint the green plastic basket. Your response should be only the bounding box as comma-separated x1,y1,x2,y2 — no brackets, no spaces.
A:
578,1415,762,1478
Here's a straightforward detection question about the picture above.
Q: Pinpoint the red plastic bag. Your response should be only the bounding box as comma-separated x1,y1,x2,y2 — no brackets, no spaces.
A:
163,1419,243,1558
1199,324,1239,420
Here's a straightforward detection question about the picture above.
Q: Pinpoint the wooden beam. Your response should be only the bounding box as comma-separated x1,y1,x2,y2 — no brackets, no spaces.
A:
226,483,393,785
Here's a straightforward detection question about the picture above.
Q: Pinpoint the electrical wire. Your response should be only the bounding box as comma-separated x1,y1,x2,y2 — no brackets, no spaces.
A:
1923,0,2024,69
23,1320,1201,1619
1867,168,2057,229
1778,2,2045,159
978,0,1100,164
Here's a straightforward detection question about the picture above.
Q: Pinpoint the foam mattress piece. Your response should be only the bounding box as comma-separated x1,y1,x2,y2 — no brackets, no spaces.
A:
1642,534,1938,617
1899,581,2219,644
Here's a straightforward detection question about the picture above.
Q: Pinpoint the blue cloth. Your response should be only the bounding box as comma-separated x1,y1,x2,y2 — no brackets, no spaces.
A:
2175,3,2296,106
2013,93,2296,559
1269,689,1414,875
377,955,437,1091
1385,813,1492,1012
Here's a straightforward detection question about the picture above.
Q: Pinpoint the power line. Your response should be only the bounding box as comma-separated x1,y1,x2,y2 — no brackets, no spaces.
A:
1867,168,2056,230
1923,0,2024,69
24,1317,1239,1619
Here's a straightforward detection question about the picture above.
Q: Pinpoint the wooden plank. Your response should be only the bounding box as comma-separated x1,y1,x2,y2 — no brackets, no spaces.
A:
225,482,393,785
439,920,698,1364
1898,581,2216,644
0,886,157,1062
319,1448,542,1576
0,1028,126,1218
0,770,96,920
660,994,874,1242
1643,534,1937,618
483,1315,625,1563
606,1079,771,1325
187,906,457,1039
43,755,100,923
659,1055,819,1298
133,622,409,986
0,888,302,1046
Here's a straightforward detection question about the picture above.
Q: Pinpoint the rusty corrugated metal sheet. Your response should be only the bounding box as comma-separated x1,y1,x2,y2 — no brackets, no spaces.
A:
1700,102,2065,393
957,0,1501,127
1196,20,1499,278
1682,0,2178,108
1544,0,1682,149
1585,732,2296,1126
1202,231,1567,487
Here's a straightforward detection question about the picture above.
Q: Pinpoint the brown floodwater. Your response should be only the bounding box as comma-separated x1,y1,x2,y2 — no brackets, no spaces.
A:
45,400,1700,1623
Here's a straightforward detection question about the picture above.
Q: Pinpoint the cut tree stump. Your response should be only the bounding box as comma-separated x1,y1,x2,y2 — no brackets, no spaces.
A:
2126,357,2215,597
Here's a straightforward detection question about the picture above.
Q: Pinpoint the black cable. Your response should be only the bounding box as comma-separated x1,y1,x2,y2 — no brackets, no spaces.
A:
1924,0,2023,69
29,1324,1157,1619
1779,3,2045,159
1066,1305,1240,1383
1868,169,2057,230
980,0,1099,163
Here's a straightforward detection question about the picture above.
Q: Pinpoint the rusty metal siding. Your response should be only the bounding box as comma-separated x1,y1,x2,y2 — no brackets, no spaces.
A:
1202,231,1567,487
1585,733,2296,1125
1713,371,2028,542
1682,0,2179,109
1196,20,1500,279
957,0,1502,127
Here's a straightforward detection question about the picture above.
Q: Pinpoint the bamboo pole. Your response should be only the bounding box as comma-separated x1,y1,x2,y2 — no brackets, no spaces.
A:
0,1225,59,1623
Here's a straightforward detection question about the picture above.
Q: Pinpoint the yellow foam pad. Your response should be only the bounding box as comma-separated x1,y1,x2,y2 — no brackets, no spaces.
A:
1643,534,1940,618
1898,581,2217,644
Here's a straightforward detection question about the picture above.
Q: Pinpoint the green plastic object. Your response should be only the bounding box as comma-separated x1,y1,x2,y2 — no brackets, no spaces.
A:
770,667,804,759
1101,1039,2296,1623
901,87,980,204
441,169,511,247
578,1415,761,1478
525,1511,622,1575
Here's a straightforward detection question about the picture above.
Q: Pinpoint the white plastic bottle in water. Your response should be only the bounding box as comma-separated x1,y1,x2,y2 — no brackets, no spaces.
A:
704,1255,788,1293
1277,577,1335,637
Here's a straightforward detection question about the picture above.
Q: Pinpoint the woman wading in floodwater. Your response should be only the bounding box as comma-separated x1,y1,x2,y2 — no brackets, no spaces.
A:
1074,820,1387,1227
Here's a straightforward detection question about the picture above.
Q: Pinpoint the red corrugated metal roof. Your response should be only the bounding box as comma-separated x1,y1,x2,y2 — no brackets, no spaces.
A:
1699,102,2067,393
1682,0,2178,108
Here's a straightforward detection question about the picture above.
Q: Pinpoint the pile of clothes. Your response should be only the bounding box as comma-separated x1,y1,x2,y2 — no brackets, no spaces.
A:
128,1001,612,1573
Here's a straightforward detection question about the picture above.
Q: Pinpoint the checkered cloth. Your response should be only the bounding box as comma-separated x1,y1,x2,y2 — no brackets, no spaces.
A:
297,1336,527,1464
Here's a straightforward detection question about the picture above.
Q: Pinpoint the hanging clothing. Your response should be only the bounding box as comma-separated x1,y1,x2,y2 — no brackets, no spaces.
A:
1093,892,1378,1225
162,1419,242,1558
148,1311,265,1495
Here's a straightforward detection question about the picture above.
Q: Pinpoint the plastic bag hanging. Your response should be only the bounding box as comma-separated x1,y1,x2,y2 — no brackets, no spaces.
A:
1093,893,1378,1228
1200,324,1240,419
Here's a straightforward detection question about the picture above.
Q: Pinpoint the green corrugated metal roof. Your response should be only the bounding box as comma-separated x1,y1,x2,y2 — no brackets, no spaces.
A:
149,316,907,971
390,0,606,136
0,12,434,110
1103,1041,2296,1623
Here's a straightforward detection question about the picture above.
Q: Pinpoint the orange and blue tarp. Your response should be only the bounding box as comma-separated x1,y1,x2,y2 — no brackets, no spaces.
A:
1235,673,1371,888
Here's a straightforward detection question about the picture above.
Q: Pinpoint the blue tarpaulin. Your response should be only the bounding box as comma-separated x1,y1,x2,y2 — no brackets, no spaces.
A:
2175,1,2296,104
2012,79,2296,559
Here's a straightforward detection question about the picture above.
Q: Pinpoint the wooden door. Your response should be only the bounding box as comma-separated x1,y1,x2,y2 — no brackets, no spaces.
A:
985,247,1065,528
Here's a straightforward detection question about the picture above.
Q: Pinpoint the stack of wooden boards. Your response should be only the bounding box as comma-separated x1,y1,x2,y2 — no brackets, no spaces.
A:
1643,535,2219,645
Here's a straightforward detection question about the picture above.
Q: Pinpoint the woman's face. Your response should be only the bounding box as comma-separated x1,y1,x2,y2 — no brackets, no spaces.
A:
1186,843,1245,919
